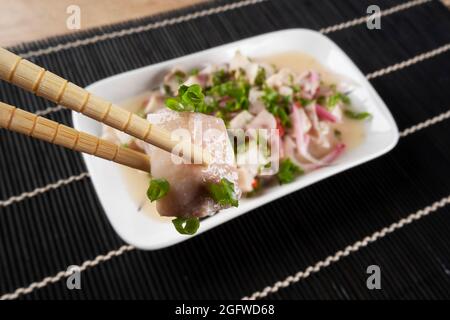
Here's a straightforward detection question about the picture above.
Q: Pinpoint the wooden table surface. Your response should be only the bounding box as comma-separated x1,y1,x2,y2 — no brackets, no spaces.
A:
0,0,207,47
0,0,449,47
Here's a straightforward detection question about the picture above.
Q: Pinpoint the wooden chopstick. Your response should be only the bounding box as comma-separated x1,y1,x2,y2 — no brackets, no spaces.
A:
0,102,151,173
0,47,211,165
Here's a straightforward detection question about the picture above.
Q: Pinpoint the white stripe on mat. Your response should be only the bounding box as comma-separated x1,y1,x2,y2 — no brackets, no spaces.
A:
0,245,135,300
0,173,89,208
366,43,450,80
242,193,450,300
20,0,269,59
35,105,64,116
400,109,450,137
17,0,430,60
319,0,432,34
28,0,436,116
1,110,448,300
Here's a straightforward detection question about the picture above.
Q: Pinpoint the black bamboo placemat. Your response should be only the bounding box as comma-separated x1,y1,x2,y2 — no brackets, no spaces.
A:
1,0,450,299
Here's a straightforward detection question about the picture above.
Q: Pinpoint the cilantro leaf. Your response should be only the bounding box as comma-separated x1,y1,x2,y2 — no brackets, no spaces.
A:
277,158,303,184
172,217,200,235
208,178,239,207
147,179,170,202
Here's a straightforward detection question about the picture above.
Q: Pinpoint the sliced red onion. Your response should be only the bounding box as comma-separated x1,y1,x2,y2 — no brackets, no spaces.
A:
316,104,337,123
302,143,347,171
291,105,321,164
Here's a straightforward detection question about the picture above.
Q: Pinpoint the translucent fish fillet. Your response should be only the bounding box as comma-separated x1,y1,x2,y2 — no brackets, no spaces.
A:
145,109,240,218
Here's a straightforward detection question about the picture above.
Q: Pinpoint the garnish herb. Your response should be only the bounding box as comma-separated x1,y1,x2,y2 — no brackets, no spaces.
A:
165,97,187,112
208,77,250,112
163,84,172,96
189,68,200,76
165,84,206,112
165,71,252,118
212,69,229,86
172,217,200,235
298,97,313,107
174,70,186,84
326,92,351,109
254,67,266,88
334,129,342,139
208,178,239,207
147,179,170,202
277,158,303,184
261,87,291,127
344,110,371,120
292,84,301,93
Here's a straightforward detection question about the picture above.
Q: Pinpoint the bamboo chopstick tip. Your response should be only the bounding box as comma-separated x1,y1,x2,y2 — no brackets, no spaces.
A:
0,47,210,169
0,47,22,81
0,103,16,128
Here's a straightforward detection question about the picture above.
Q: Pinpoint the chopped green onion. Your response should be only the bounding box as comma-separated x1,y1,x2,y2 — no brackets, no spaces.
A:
326,92,351,109
208,178,239,207
344,110,371,120
277,158,303,184
163,84,172,96
172,217,200,235
189,68,200,76
147,179,170,202
254,67,266,87
212,69,229,86
334,129,342,139
261,87,292,127
165,97,191,112
174,70,186,84
208,79,250,112
181,84,204,106
298,97,313,107
292,84,301,93
165,84,206,113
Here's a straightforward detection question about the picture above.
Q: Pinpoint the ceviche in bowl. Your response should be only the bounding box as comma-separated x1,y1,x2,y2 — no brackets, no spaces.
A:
101,51,371,235
73,29,398,249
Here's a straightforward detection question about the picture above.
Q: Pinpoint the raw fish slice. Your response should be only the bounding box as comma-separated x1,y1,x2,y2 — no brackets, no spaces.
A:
145,109,240,218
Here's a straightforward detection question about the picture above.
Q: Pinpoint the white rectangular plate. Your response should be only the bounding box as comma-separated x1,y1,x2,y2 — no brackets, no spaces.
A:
73,29,399,250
